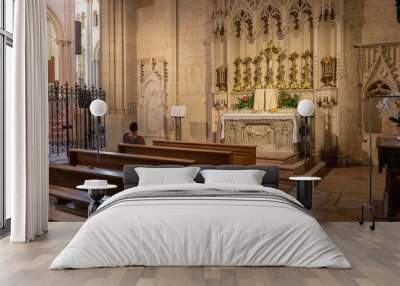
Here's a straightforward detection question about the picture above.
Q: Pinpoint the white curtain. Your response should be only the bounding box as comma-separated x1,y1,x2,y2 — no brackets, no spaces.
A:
6,0,49,242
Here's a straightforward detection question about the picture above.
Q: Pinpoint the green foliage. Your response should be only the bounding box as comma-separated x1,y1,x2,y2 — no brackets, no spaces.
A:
234,93,255,110
278,90,300,108
389,116,400,127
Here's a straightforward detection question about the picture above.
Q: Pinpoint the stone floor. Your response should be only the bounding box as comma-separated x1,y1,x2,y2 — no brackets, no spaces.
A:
290,166,387,221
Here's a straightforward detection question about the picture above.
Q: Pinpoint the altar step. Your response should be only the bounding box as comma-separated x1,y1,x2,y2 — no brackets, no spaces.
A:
256,151,302,165
257,154,328,192
279,161,328,192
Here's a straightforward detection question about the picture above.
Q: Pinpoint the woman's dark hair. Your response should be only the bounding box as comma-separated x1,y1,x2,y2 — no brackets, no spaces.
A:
129,122,138,132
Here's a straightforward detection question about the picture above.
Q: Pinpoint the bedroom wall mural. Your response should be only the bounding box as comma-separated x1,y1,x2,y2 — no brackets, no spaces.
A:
210,0,343,163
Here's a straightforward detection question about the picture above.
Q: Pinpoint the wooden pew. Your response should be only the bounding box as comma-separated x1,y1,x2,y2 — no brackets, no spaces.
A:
118,143,233,165
153,140,257,165
49,164,124,219
69,148,195,170
50,149,194,220
50,164,124,193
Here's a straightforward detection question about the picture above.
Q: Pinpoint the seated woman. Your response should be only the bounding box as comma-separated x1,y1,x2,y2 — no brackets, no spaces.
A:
123,122,145,145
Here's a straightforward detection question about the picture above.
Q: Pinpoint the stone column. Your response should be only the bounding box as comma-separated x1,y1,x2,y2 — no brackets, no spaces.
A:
312,18,319,89
85,0,93,85
56,39,73,84
335,0,347,165
335,3,345,90
100,0,137,150
226,29,233,107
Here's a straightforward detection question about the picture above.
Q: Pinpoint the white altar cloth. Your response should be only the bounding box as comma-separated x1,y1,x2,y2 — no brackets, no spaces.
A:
253,89,279,112
221,111,301,143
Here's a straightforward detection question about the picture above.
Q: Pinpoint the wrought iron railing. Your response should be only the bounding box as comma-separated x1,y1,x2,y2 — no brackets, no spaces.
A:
48,82,106,157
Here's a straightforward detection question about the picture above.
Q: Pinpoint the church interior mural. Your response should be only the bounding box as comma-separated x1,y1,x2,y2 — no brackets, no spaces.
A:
42,0,400,224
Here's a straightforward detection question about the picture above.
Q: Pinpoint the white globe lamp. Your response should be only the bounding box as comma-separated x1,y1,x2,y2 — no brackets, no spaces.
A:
297,99,315,117
90,99,107,117
297,99,315,163
89,99,107,157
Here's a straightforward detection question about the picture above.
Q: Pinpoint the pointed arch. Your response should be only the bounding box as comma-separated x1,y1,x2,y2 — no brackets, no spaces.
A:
46,6,64,41
362,53,399,96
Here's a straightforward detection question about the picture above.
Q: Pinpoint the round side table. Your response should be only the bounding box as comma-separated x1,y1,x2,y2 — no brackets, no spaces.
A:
289,176,321,210
77,183,117,216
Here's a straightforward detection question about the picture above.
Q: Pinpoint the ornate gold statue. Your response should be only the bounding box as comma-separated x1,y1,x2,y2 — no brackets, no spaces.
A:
276,50,287,89
233,58,242,92
301,50,312,89
288,52,299,89
253,55,263,89
262,41,279,88
242,57,253,91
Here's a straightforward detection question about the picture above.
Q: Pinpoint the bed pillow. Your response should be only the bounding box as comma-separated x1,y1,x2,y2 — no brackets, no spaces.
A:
135,167,201,186
200,169,266,185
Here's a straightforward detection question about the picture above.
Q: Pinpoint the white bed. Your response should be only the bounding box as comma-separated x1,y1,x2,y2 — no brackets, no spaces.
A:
50,183,351,269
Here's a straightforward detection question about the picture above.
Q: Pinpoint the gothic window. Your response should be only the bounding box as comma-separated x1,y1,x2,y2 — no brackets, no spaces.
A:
289,0,313,30
363,81,392,134
233,10,253,38
260,5,282,34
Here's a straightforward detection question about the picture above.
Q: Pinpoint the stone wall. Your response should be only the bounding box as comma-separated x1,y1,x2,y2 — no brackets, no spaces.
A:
101,0,137,150
135,0,212,142
338,0,365,164
136,0,177,140
176,0,213,142
340,0,400,164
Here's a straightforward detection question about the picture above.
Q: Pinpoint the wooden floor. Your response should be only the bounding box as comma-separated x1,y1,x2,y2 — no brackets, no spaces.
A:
0,222,399,286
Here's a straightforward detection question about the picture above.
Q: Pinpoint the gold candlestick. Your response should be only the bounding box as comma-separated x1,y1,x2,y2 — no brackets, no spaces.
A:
253,55,263,89
242,57,253,91
233,58,242,92
276,50,287,89
288,52,300,89
301,50,313,89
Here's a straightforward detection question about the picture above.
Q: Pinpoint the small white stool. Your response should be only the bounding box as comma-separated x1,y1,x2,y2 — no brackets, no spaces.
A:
289,176,321,210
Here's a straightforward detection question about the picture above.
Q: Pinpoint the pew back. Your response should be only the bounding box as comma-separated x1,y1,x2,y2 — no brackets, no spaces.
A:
118,143,233,165
49,164,124,195
153,140,257,165
68,149,195,170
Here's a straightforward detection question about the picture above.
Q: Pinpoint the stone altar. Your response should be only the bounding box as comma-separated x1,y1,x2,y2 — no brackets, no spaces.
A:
221,110,300,155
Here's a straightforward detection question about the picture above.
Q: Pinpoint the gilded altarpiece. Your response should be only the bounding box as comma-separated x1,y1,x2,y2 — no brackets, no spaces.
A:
211,0,345,160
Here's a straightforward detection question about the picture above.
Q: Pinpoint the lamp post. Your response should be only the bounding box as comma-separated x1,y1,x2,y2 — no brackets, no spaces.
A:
171,105,187,141
89,99,107,158
297,99,315,163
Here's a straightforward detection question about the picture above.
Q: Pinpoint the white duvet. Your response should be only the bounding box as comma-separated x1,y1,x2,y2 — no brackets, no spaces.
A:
50,183,351,269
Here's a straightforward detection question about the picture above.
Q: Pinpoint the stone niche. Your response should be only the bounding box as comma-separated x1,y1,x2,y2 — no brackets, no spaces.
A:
137,58,169,143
